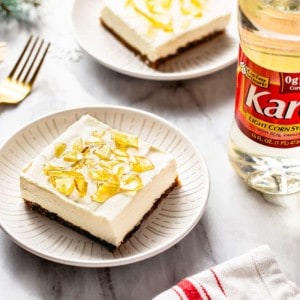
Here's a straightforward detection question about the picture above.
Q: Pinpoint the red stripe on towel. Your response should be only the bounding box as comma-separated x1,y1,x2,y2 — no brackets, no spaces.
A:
172,286,185,300
177,279,203,300
210,269,227,297
200,284,211,300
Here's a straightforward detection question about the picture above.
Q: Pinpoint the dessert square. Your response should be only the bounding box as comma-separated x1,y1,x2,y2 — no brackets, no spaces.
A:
100,0,231,67
20,115,178,251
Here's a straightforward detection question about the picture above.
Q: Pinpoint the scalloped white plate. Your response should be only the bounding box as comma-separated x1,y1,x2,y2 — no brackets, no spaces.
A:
71,0,238,80
0,106,209,267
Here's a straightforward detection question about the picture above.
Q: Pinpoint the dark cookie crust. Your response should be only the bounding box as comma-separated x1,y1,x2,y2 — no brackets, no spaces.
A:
100,18,224,69
24,178,179,252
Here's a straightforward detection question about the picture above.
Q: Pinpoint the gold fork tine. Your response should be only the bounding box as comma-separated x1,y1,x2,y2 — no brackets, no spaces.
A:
28,41,50,86
23,38,46,84
0,35,50,104
8,35,33,79
15,36,40,82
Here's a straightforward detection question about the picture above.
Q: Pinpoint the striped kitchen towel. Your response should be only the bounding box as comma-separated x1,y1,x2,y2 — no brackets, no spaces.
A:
153,246,300,300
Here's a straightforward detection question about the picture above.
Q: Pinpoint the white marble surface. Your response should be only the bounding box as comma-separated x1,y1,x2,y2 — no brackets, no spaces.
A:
0,1,299,299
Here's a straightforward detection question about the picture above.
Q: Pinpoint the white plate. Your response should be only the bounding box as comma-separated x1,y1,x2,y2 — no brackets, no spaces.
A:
0,106,209,267
71,0,239,81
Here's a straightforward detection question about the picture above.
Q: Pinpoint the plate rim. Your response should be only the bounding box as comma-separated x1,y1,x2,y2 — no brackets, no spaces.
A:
70,0,238,81
0,105,210,267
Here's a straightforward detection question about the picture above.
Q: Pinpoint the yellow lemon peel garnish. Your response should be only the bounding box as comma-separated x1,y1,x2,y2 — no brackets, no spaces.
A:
113,131,139,150
44,128,155,202
131,155,154,173
92,182,119,203
126,0,204,33
54,143,66,158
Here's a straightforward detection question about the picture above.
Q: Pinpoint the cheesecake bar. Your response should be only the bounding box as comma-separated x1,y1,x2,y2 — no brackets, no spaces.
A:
100,0,231,67
20,115,178,251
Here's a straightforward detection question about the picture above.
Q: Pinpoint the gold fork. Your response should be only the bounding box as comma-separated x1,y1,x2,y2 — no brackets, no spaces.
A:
0,36,50,104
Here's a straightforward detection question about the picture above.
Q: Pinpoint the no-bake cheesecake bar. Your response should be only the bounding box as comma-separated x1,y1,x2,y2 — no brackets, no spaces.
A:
100,0,231,67
20,115,178,251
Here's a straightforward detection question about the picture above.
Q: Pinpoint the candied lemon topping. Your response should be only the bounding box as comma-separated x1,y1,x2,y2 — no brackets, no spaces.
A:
126,0,205,32
43,129,154,203
54,143,66,158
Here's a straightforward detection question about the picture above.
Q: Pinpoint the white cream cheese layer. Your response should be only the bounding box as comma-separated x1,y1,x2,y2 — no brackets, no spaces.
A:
20,115,177,247
101,0,231,62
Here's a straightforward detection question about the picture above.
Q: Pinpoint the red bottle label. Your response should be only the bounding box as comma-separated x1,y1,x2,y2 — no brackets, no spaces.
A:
235,47,300,148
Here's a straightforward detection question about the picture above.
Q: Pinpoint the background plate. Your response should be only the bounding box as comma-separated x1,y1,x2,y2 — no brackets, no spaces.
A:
0,106,209,267
71,0,238,81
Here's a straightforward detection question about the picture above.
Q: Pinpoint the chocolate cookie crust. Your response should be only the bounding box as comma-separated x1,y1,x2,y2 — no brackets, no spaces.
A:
101,18,224,69
24,178,179,252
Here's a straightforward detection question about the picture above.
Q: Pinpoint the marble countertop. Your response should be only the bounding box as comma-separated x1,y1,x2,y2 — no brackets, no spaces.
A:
0,1,299,299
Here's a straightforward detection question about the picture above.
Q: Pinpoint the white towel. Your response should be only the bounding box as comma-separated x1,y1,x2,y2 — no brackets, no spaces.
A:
153,246,300,300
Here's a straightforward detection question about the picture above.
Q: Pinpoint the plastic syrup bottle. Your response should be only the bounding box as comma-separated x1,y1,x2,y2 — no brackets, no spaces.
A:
228,0,300,194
